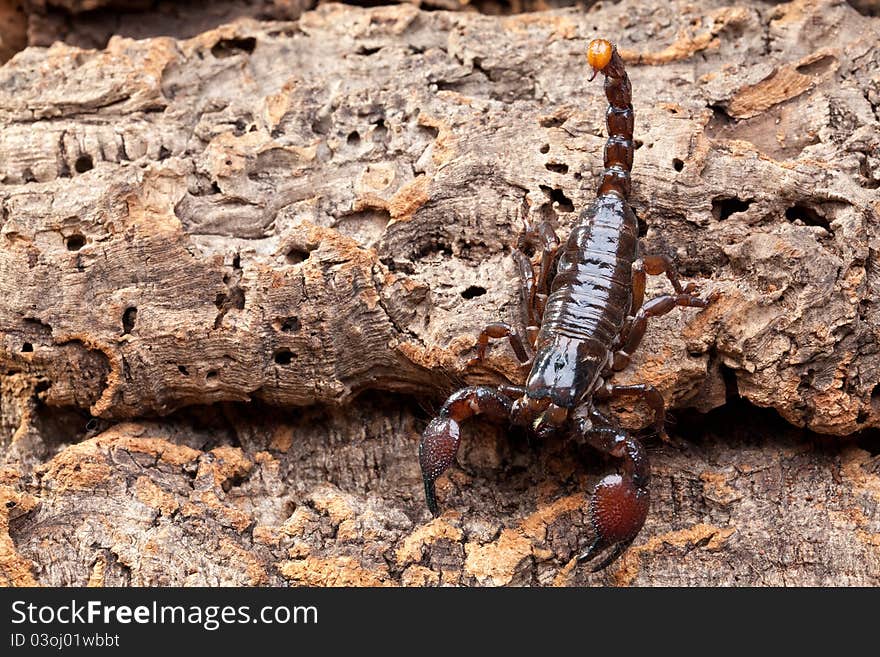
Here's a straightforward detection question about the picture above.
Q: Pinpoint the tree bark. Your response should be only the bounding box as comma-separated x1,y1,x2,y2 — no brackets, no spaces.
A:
1,0,879,586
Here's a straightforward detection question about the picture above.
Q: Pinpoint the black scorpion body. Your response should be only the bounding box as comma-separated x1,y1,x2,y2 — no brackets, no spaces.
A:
417,39,716,572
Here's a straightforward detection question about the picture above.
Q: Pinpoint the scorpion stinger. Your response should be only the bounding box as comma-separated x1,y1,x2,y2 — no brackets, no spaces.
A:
417,37,718,572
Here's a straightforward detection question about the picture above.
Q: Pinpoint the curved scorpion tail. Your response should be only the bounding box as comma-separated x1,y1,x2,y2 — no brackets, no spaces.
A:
587,39,634,201
574,421,650,572
419,386,514,515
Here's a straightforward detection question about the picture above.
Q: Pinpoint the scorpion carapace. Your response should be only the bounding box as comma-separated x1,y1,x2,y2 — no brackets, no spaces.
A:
418,38,718,572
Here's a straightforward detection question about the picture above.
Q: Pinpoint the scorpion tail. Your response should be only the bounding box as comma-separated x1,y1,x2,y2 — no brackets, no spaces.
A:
587,38,634,200
418,386,514,516
576,425,650,571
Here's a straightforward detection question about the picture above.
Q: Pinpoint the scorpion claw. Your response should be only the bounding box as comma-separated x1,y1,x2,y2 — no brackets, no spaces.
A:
423,480,440,516
580,464,650,571
418,416,462,516
580,537,635,573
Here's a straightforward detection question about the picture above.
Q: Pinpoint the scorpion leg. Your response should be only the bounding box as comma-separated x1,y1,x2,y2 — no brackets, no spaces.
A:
612,291,716,371
640,254,700,296
616,255,705,364
573,417,650,572
604,383,667,439
532,221,561,319
630,259,647,316
467,322,530,367
419,386,516,515
513,250,543,348
517,220,561,335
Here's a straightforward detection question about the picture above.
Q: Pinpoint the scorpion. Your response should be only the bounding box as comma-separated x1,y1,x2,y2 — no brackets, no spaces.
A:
418,38,718,571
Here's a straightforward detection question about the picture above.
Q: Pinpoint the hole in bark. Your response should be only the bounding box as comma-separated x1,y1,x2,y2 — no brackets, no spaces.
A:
274,350,295,365
22,167,36,183
158,145,171,160
74,154,93,173
846,1,879,16
21,342,33,353
634,139,644,150
286,247,312,264
461,285,486,299
356,45,381,56
539,144,550,154
178,365,189,376
539,115,566,128
418,124,439,140
5,500,15,508
122,307,137,334
415,238,453,259
706,103,735,135
66,234,86,251
672,158,684,172
719,363,740,401
280,317,301,333
634,208,648,238
220,475,247,493
712,197,753,221
211,37,256,58
857,430,880,455
372,118,389,143
796,54,837,77
347,131,361,145
206,370,218,381
539,185,574,213
871,383,880,412
213,284,245,329
785,204,830,231
545,162,569,174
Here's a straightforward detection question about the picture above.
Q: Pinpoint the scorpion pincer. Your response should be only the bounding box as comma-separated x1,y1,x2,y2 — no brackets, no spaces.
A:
418,38,718,571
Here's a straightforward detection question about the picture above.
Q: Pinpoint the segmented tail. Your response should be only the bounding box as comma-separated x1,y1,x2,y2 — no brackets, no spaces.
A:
587,39,634,200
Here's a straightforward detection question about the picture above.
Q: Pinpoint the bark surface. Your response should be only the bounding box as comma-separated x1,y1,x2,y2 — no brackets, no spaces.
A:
1,0,879,586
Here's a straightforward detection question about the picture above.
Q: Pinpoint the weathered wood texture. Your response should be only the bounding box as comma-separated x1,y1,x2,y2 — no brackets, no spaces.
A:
21,0,313,51
2,1,590,61
1,0,879,585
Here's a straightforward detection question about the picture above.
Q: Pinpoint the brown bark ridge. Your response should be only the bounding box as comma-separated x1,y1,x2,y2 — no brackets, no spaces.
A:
1,0,879,585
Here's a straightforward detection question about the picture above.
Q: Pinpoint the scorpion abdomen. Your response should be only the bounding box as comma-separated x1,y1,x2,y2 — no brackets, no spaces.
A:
539,198,638,347
529,196,638,407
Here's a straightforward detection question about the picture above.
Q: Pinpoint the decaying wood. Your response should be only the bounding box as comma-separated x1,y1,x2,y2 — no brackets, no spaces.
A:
21,0,312,51
1,0,879,585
